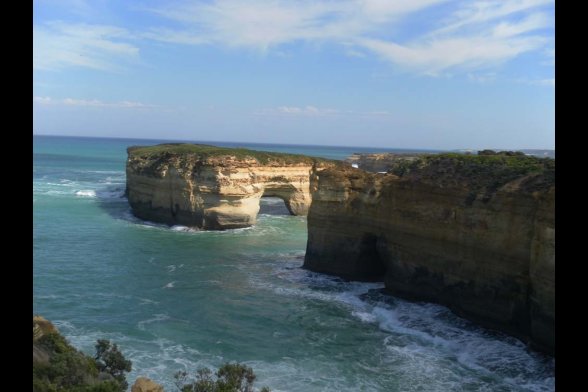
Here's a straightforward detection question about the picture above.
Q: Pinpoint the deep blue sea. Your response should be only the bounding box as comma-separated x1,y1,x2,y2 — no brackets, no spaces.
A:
33,135,554,391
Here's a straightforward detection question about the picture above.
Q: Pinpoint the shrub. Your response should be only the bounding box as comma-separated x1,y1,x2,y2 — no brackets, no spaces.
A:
33,333,131,392
175,363,271,392
95,339,133,390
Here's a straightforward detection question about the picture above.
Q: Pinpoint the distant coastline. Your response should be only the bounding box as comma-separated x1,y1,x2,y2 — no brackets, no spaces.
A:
33,134,554,158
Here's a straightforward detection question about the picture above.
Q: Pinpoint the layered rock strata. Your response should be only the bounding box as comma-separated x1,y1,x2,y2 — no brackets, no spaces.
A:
304,154,555,354
126,144,335,229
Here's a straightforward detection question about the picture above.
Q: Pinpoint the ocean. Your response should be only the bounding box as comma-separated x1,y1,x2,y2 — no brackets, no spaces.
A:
33,135,555,391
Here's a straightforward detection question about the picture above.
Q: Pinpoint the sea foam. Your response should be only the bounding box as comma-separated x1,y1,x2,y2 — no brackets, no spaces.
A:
75,190,96,197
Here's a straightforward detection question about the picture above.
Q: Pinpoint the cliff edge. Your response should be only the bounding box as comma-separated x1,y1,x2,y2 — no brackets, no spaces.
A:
126,144,336,230
304,152,555,354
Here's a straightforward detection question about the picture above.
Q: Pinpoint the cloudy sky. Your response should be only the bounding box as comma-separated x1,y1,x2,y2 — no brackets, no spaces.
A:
33,0,554,149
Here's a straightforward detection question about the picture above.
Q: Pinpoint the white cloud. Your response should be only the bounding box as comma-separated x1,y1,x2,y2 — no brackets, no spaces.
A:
538,78,555,87
358,34,547,75
542,47,555,66
34,0,553,76
357,1,552,74
144,0,553,76
146,0,449,50
255,106,391,117
255,106,339,116
513,77,554,87
33,96,53,105
278,106,336,115
432,0,552,35
34,96,155,108
467,72,497,83
33,22,139,71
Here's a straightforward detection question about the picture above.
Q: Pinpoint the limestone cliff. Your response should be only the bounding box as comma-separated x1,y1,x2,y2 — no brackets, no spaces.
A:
126,144,336,229
304,153,555,354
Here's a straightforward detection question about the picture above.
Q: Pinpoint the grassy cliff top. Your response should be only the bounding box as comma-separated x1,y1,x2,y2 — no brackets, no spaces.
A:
128,143,333,165
390,152,555,192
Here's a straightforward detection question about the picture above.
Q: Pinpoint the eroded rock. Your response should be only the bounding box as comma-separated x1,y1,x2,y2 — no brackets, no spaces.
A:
304,154,555,354
126,144,336,229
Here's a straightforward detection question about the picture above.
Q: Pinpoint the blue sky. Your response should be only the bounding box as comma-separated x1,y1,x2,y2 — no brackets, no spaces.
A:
33,0,554,149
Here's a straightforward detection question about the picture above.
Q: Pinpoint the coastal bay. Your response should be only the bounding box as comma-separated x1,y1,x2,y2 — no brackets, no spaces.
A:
34,135,554,391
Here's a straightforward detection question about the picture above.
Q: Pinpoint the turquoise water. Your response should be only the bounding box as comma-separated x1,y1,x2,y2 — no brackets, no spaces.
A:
33,135,554,392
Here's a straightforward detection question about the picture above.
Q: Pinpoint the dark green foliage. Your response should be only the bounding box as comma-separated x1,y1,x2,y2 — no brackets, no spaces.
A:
33,333,98,391
94,340,132,390
175,363,271,392
33,333,131,392
128,143,332,165
477,149,526,156
385,157,421,176
388,152,555,194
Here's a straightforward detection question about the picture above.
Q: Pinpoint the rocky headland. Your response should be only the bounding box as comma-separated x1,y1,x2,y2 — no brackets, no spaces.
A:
346,149,555,172
346,152,422,173
304,152,555,354
125,145,554,354
126,144,337,229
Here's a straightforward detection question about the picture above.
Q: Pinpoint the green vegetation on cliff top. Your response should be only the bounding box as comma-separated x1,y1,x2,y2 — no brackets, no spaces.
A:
128,143,332,165
389,151,554,192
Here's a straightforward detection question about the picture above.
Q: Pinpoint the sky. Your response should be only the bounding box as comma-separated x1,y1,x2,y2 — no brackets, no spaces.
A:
33,0,555,150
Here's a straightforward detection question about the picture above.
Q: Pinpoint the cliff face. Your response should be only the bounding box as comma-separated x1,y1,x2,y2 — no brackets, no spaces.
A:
126,144,335,229
304,155,555,354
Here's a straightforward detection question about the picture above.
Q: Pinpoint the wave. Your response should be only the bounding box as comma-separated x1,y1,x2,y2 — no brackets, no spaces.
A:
137,313,171,331
46,182,76,187
45,190,69,196
96,189,126,199
260,197,286,205
253,262,555,392
170,225,197,232
75,190,96,197
48,319,214,391
139,298,160,306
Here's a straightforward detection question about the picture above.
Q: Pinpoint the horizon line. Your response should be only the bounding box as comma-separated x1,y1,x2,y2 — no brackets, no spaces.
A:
32,133,555,152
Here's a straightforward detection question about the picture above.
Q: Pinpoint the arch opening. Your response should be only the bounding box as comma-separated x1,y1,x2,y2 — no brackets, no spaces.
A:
259,195,291,216
261,185,299,216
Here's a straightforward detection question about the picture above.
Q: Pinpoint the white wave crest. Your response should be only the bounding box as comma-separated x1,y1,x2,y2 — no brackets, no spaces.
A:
75,190,96,197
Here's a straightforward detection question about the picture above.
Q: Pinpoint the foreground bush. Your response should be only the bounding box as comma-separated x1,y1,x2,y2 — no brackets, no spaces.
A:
174,363,271,392
33,317,132,392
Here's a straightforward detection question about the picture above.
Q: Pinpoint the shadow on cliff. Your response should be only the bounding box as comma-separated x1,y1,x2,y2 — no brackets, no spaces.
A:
94,187,292,226
94,184,135,223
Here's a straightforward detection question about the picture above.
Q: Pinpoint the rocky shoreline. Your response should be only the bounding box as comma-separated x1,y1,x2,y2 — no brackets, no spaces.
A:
304,152,554,354
125,145,554,354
